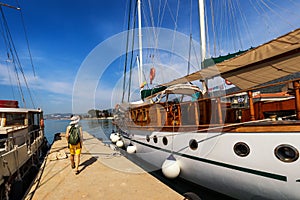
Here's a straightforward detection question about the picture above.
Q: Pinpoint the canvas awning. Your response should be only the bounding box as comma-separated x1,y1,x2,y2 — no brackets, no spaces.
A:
163,28,300,90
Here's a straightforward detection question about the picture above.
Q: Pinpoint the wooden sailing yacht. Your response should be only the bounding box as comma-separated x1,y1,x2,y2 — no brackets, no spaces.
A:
113,0,300,199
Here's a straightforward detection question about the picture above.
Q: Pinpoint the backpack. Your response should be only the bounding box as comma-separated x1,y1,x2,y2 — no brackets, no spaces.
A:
68,125,80,145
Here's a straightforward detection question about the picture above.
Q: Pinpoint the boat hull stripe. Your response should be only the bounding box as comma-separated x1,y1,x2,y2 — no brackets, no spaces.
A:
124,136,287,182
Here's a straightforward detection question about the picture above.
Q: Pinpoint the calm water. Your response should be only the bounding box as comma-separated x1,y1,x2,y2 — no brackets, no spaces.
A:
44,119,116,144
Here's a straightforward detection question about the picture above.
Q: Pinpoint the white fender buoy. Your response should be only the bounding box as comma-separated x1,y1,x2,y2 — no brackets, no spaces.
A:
111,134,120,143
126,145,137,154
110,132,119,140
116,140,124,148
162,155,180,179
109,133,116,140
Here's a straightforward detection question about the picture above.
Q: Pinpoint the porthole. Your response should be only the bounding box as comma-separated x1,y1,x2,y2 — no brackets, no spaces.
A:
189,139,198,150
162,137,168,145
153,135,158,143
274,144,299,163
234,142,250,157
146,135,150,142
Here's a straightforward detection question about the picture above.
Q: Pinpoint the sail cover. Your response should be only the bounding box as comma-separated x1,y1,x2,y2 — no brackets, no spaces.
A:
163,28,300,90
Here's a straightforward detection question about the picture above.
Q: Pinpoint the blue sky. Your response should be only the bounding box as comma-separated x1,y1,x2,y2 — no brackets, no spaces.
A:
0,0,299,114
0,0,126,114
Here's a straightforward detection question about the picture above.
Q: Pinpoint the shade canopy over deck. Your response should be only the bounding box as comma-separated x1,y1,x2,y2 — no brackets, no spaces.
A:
163,28,300,90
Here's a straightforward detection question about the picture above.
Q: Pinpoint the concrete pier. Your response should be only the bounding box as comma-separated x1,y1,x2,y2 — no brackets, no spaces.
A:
25,132,183,200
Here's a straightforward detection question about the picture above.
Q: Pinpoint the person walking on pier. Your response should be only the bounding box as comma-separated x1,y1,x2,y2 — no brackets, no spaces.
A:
65,115,83,174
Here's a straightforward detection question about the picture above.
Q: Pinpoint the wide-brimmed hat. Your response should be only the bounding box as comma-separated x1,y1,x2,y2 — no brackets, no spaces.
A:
70,115,80,125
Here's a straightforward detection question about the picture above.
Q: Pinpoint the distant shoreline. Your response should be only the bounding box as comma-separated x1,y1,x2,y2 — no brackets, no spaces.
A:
83,117,114,120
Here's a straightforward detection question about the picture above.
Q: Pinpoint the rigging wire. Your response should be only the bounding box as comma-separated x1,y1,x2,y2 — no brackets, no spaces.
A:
140,1,152,85
187,0,192,75
251,0,294,41
250,0,274,39
142,0,162,86
287,0,300,8
147,0,160,72
0,15,16,99
123,0,300,97
191,39,201,71
121,0,133,103
169,0,180,66
147,0,155,27
120,0,130,102
15,0,36,77
6,62,16,99
212,0,226,56
153,0,168,85
260,0,294,28
0,5,25,106
127,1,138,102
158,0,168,28
0,5,35,108
235,0,255,48
157,0,162,28
228,1,237,52
231,1,242,51
165,1,177,27
209,0,217,57
271,0,300,21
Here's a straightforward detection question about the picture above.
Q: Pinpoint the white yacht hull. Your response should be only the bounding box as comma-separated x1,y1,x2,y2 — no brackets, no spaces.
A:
120,129,300,199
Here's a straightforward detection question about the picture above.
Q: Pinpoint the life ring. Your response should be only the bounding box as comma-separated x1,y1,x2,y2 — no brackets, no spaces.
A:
225,79,232,85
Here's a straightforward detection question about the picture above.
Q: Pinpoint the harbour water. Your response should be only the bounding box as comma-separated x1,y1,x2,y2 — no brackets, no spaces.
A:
44,119,116,144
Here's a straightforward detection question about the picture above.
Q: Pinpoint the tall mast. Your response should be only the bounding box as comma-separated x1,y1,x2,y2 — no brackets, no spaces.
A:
198,0,206,68
137,0,143,87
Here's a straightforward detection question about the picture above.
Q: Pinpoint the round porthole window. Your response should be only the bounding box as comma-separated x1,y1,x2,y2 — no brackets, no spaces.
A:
189,139,198,150
162,137,168,145
234,142,250,157
153,135,158,143
146,135,150,142
274,144,299,163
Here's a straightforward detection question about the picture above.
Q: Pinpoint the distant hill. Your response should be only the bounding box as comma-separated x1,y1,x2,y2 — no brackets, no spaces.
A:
44,113,73,120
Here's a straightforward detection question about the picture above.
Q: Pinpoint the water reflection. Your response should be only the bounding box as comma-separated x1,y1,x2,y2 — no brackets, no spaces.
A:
80,119,116,144
44,119,116,144
44,120,70,143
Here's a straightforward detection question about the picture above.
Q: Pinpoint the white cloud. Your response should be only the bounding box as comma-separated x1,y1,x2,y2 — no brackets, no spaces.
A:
0,63,73,95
